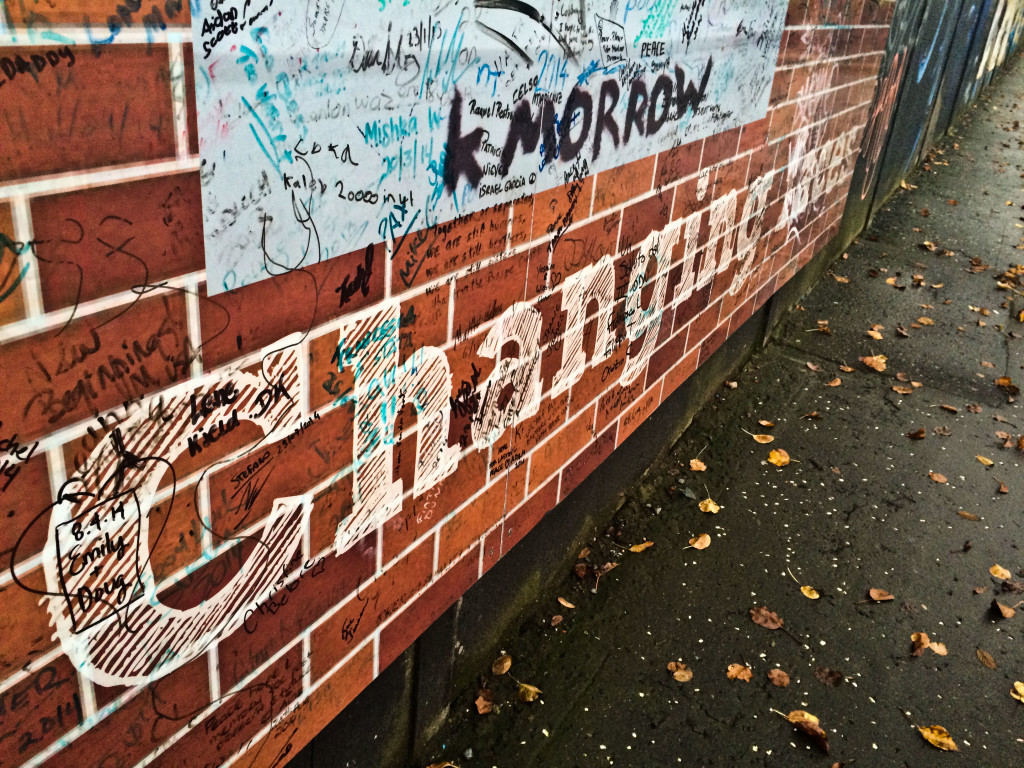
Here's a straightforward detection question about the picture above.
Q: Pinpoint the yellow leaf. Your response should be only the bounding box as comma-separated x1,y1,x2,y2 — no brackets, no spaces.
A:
977,455,994,466
491,654,512,676
930,642,948,656
834,275,850,283
1011,682,1024,702
801,585,820,600
918,725,958,752
557,597,575,609
752,434,774,444
699,498,721,514
689,459,707,471
860,354,888,372
727,663,752,681
667,661,693,682
787,710,830,754
630,541,654,553
517,683,542,702
991,564,1012,580
918,317,935,326
689,534,711,550
911,631,931,656
768,449,791,467
867,330,883,340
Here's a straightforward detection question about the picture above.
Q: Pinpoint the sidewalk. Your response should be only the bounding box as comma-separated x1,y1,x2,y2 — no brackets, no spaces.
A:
423,50,1024,768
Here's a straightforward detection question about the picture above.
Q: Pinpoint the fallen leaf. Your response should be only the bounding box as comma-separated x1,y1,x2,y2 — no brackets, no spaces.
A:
991,564,1013,580
940,404,959,413
578,547,590,559
919,725,958,752
759,419,775,427
491,654,512,676
976,648,998,669
750,606,784,630
999,481,1010,494
689,534,712,550
475,689,494,715
974,586,989,594
768,449,791,467
828,378,842,387
752,434,775,444
867,329,884,340
929,472,948,484
517,683,542,702
911,632,932,656
968,404,983,413
803,411,822,420
557,597,575,609
860,354,888,372
801,585,820,600
724,380,738,389
992,599,1016,619
690,459,707,471
428,762,461,768
787,710,830,754
767,669,790,687
551,615,563,626
629,541,654,553
978,455,995,466
699,498,720,514
934,426,952,436
869,588,895,602
921,241,938,252
958,510,981,521
667,661,693,682
893,385,915,395
834,275,850,283
1012,682,1024,703
930,642,948,655
814,667,844,686
918,317,935,325
727,663,753,681
806,362,821,372
907,428,926,439
839,365,854,373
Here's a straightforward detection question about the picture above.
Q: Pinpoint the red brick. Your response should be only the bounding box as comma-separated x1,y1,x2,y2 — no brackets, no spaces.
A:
595,374,647,434
739,116,771,154
491,391,568,475
700,126,742,168
620,190,673,251
770,69,794,107
399,284,449,363
541,211,620,298
699,321,730,365
1,45,175,182
528,404,595,490
1,656,85,767
53,655,209,768
148,646,302,768
453,252,529,336
560,424,616,499
769,102,798,142
646,325,689,388
32,172,203,311
530,176,594,241
1,292,191,440
183,44,199,156
0,567,55,680
510,195,533,248
308,475,356,556
656,139,703,187
618,384,660,444
379,549,478,670
593,156,655,211
249,643,374,768
482,525,502,574
687,298,722,353
383,448,488,565
437,462,526,569
502,477,558,553
217,538,375,692
0,202,27,327
310,539,434,679
145,482,205,583
200,243,386,370
661,344,698,398
392,204,510,291
4,1,191,26
0,446,51,567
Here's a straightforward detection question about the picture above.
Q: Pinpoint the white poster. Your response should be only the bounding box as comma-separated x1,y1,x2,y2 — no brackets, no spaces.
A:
192,0,786,295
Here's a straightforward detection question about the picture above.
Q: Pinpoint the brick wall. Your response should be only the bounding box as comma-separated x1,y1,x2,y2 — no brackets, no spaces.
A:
0,1,895,766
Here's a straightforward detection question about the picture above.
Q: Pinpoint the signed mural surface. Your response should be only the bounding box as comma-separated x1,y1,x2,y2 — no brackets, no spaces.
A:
191,0,786,294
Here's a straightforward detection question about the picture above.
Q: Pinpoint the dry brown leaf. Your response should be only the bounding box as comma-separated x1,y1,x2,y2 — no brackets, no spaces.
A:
517,683,542,702
978,455,995,466
767,669,790,687
861,355,888,372
475,689,494,715
667,661,693,682
929,472,948,484
752,434,775,444
828,377,842,387
907,428,926,439
911,632,932,656
940,404,959,413
869,588,895,602
919,725,958,751
839,365,854,373
428,762,462,768
801,585,821,600
992,599,1015,619
690,458,707,471
759,419,775,427
727,663,753,681
806,362,821,372
893,385,915,395
930,642,948,656
999,481,1010,494
1012,682,1024,702
787,710,830,754
814,667,844,687
557,597,575,609
491,654,512,676
991,564,1013,580
867,329,884,340
750,606,784,630
768,449,791,467
699,498,721,514
689,534,711,550
958,510,981,521
976,648,998,669
834,275,850,283
630,541,654,553
918,317,935,326
551,614,563,627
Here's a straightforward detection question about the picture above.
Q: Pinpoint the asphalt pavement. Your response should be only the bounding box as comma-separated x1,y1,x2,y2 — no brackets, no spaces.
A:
423,49,1024,768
